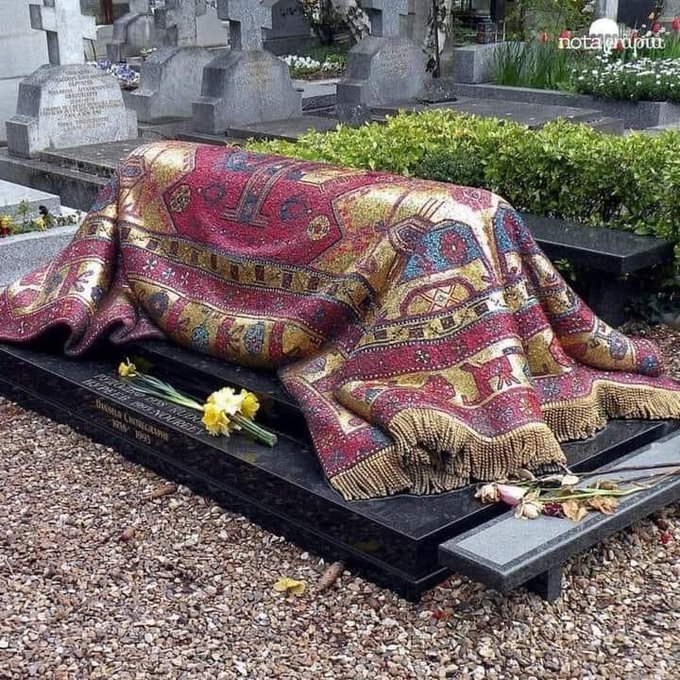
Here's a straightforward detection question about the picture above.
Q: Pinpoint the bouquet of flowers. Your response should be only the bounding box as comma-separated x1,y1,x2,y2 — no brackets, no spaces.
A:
118,359,277,447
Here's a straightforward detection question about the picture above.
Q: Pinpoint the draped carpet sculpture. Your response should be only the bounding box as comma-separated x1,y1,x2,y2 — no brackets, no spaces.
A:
1,142,679,499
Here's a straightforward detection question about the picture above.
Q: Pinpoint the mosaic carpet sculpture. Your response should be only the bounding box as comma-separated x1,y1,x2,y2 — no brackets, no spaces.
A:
1,143,679,499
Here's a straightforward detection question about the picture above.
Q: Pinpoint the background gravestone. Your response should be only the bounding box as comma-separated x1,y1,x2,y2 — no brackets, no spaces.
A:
107,0,176,61
263,0,313,55
124,45,215,121
336,0,428,124
6,0,137,158
192,0,302,134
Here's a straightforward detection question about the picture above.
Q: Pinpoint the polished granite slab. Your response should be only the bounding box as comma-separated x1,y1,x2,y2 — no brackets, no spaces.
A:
522,213,674,275
440,432,680,599
0,341,676,598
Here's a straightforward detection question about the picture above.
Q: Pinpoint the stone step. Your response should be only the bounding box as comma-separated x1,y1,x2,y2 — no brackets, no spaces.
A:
587,116,625,136
451,82,680,130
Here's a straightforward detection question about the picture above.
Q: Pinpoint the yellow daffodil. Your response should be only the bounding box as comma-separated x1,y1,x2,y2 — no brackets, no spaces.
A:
118,359,137,378
239,390,260,420
273,577,306,596
201,401,230,436
34,216,45,231
207,387,244,416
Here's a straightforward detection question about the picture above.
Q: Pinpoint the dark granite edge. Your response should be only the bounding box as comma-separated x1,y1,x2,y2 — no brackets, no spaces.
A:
521,213,674,275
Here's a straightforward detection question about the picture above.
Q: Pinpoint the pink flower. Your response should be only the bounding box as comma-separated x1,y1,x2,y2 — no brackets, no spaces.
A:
539,31,550,44
497,484,527,507
672,18,680,32
651,21,661,34
559,29,571,40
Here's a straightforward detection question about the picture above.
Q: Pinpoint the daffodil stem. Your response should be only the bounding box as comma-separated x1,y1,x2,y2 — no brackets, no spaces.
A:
233,414,278,447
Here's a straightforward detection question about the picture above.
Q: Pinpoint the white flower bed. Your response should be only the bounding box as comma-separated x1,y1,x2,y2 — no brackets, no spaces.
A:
573,55,680,102
281,54,345,77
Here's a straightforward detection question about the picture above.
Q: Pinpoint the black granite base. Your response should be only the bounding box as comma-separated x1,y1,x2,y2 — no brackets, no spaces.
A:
0,341,675,599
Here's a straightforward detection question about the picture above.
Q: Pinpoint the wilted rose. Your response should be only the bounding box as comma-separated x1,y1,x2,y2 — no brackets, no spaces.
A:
497,484,527,507
515,500,543,520
475,483,500,503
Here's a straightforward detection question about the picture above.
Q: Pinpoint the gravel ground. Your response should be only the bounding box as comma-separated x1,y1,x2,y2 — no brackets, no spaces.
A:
0,327,679,680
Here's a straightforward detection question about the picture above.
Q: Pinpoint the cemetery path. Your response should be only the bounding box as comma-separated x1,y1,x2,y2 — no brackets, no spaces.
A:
0,327,678,679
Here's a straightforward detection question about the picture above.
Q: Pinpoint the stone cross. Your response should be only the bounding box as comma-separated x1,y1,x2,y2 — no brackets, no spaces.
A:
155,0,208,46
216,0,275,50
29,0,97,65
362,0,408,38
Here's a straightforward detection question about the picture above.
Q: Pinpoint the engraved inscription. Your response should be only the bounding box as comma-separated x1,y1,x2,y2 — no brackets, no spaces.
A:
38,70,126,134
85,373,204,438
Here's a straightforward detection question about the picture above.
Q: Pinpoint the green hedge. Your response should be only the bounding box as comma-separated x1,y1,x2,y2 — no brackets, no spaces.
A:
247,111,680,274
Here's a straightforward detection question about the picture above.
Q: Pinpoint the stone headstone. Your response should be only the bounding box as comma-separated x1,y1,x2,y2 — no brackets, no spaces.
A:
6,64,138,158
7,0,136,157
336,0,428,124
263,0,313,55
219,0,274,49
660,0,680,26
107,3,176,62
125,46,216,121
192,0,302,133
364,0,406,36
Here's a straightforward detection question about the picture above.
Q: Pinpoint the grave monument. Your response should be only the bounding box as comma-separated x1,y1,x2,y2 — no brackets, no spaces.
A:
6,0,137,159
191,0,302,133
335,0,429,124
152,0,209,46
263,0,314,55
107,0,177,61
124,46,216,122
